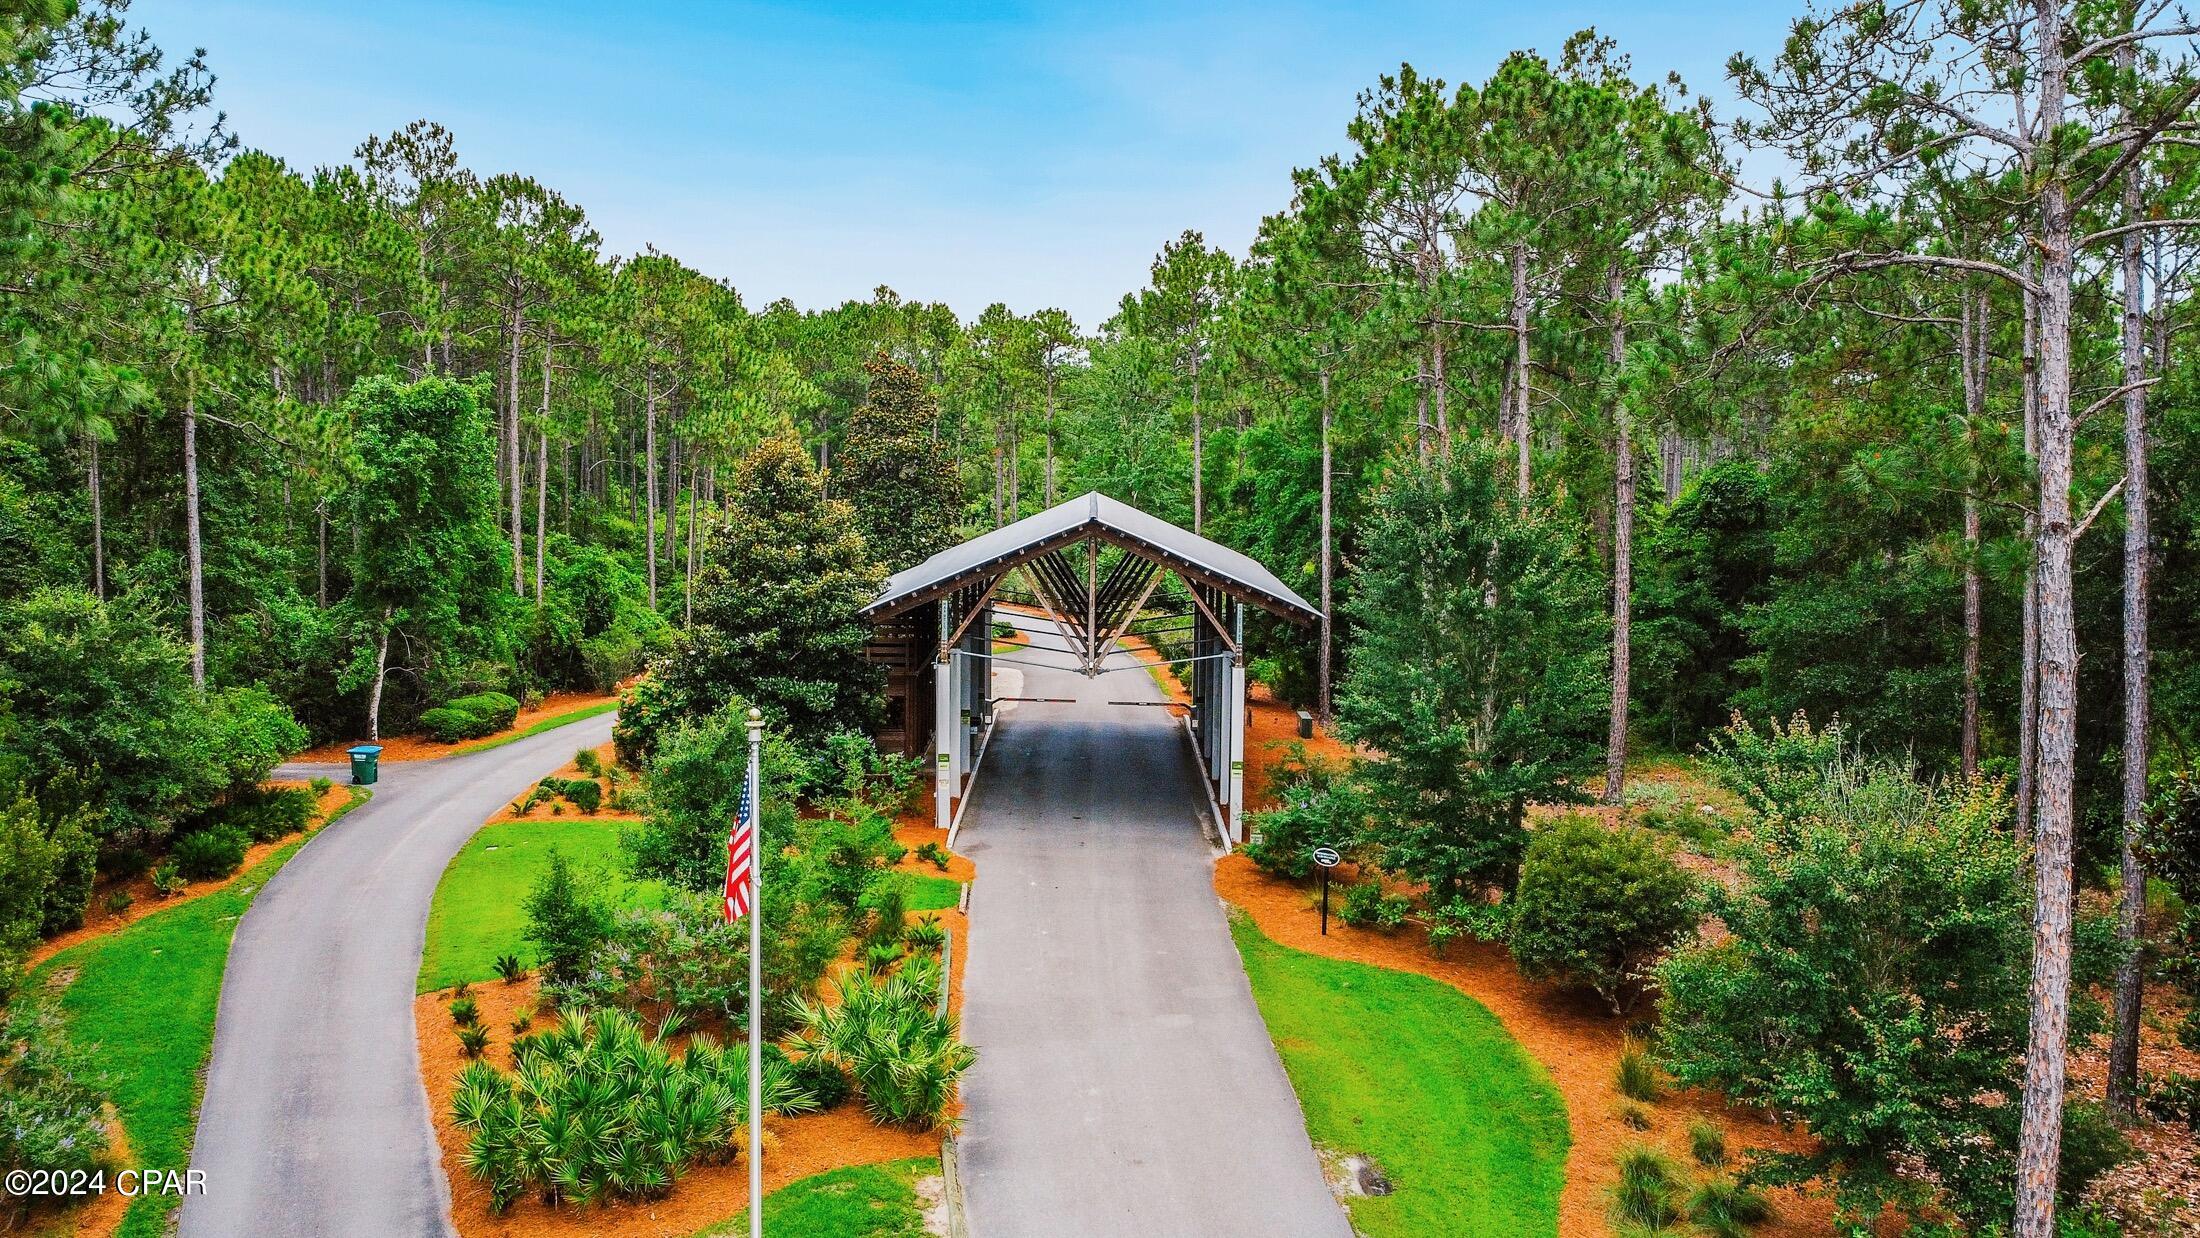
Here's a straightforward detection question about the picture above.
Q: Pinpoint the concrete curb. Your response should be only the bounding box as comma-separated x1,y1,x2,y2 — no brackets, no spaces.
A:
941,1135,974,1238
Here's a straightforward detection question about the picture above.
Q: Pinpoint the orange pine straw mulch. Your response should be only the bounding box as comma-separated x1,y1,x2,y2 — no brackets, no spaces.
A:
292,690,620,764
487,743,639,826
419,978,939,1238
421,800,975,1238
27,780,355,970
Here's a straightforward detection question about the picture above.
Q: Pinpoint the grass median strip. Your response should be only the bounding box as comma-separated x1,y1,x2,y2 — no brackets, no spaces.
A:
1228,909,1569,1238
690,1157,940,1238
420,813,670,992
32,787,368,1238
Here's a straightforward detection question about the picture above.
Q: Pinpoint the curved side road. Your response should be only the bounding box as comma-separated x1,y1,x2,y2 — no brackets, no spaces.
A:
180,714,616,1238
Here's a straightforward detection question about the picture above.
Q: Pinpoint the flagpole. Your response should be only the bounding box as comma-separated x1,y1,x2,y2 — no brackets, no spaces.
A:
745,706,764,1238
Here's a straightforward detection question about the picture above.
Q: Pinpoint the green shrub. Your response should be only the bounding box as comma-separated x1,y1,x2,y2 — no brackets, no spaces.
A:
914,841,950,870
449,996,479,1026
0,996,112,1185
1337,880,1409,932
559,778,602,813
791,958,972,1129
172,825,251,880
573,748,603,778
790,1052,852,1110
864,940,904,974
456,1024,491,1058
2057,1100,2133,1204
860,873,910,949
1687,1176,1771,1238
221,785,315,843
310,776,333,796
510,1009,534,1035
450,1008,820,1211
1424,896,1513,957
448,692,520,733
1687,1117,1726,1168
1242,747,1359,880
549,890,838,1036
493,953,527,984
150,862,184,898
903,914,947,953
38,814,95,936
521,849,614,985
419,707,479,744
102,888,134,916
1509,816,1698,1013
1609,1145,1681,1230
1658,745,2120,1229
1616,1036,1661,1102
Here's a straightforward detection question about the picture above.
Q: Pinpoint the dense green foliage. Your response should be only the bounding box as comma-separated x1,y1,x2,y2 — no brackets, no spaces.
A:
1508,816,1697,1013
790,955,971,1129
644,436,885,750
1656,723,2120,1226
1338,445,1605,899
838,353,962,571
451,1007,819,1211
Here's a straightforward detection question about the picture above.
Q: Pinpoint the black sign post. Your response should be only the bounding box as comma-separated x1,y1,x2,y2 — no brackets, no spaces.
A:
1312,845,1342,935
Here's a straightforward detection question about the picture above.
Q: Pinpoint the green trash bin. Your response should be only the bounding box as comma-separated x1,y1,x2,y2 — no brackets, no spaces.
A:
347,744,383,786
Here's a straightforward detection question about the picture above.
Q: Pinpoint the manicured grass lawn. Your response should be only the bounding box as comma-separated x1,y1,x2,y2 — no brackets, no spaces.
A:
32,789,369,1238
419,813,670,991
905,873,962,911
1228,911,1570,1238
451,697,619,755
692,1157,938,1237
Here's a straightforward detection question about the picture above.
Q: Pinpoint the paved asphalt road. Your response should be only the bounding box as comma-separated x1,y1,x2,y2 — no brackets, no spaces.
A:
180,713,616,1238
956,618,1352,1238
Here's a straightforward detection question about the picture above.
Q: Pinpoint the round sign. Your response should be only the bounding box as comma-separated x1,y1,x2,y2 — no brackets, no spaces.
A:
1312,846,1342,869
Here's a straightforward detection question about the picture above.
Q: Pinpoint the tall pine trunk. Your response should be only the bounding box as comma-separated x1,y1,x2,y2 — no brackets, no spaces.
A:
535,341,552,605
1960,288,1987,779
1318,368,1334,722
86,431,105,599
2108,145,2152,1118
1511,243,1532,497
1604,267,1633,803
2018,264,2041,843
508,305,525,596
2013,20,2080,1226
1045,369,1058,506
684,463,699,627
644,378,659,611
184,373,206,688
1191,341,1204,533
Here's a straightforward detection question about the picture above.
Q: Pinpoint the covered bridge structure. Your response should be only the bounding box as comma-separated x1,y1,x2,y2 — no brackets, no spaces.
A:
861,492,1320,843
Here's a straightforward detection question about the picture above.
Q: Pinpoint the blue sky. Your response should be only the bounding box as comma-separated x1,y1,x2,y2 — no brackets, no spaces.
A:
133,0,1799,326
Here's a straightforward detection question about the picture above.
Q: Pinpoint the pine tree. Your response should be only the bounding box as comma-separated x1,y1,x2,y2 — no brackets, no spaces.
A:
657,433,885,747
837,353,961,571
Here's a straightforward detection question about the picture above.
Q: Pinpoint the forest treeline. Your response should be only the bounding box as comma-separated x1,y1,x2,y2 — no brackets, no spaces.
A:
2,1,2198,1233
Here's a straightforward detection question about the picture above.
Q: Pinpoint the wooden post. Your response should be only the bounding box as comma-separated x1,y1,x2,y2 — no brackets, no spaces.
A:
1226,602,1247,843
936,599,954,831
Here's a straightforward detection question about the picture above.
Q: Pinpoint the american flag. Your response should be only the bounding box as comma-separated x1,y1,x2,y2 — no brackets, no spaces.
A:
724,777,755,922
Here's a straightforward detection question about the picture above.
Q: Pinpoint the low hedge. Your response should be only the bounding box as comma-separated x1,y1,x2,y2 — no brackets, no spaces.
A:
422,692,521,742
173,825,251,880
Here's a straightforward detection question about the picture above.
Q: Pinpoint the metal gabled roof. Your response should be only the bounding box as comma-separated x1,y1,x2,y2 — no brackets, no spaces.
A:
862,491,1320,624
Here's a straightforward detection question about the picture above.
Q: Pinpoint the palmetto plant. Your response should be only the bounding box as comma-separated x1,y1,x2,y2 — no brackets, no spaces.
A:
450,1007,817,1212
790,957,973,1130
